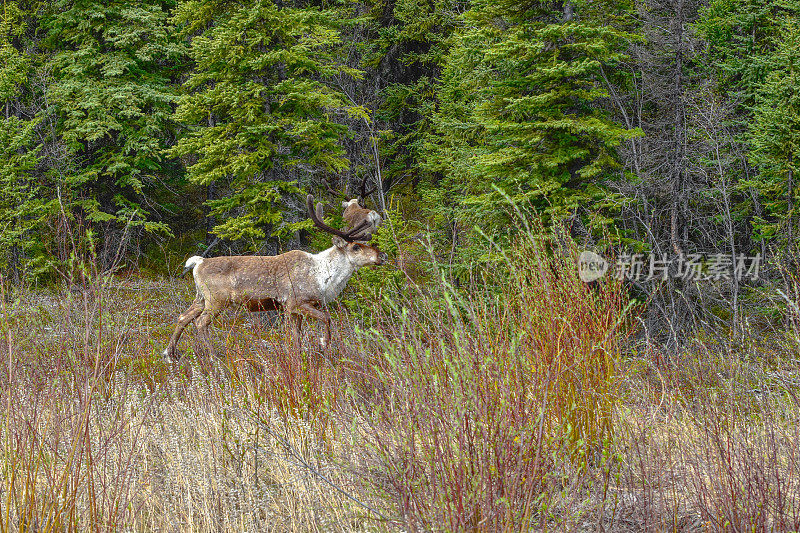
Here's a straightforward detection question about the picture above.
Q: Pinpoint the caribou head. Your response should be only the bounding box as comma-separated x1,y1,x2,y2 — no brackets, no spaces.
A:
163,195,386,360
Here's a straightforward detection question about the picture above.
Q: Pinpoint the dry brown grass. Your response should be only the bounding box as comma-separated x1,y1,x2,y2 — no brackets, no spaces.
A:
607,343,800,532
0,237,797,532
0,279,395,532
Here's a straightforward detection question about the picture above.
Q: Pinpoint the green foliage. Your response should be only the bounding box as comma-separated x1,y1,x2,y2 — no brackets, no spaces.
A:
0,116,51,279
362,0,463,190
696,0,795,104
423,0,640,265
743,20,800,244
0,0,54,280
44,0,181,234
168,0,360,244
697,0,800,247
0,1,32,100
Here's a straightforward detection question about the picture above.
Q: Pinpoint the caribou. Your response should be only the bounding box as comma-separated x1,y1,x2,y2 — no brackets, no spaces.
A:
341,176,381,237
341,198,381,237
163,195,386,359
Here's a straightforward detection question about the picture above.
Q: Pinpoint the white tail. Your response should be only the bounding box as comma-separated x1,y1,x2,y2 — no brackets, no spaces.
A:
163,198,386,360
184,255,204,272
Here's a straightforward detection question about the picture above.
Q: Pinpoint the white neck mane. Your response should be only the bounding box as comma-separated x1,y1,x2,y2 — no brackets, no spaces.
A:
312,246,358,304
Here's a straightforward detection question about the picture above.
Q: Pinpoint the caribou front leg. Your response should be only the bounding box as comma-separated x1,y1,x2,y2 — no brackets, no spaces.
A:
287,308,304,354
287,301,331,352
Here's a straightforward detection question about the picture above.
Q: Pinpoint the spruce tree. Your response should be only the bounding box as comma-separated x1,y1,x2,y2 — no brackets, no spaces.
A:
44,0,181,255
696,0,800,249
744,21,800,245
360,0,462,195
422,0,639,264
168,0,359,245
0,0,51,281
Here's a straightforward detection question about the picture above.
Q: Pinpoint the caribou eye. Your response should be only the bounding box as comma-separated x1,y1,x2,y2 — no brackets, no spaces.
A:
352,243,361,252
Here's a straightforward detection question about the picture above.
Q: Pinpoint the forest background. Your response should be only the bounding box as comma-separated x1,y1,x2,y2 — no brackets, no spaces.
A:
3,0,800,529
3,0,800,343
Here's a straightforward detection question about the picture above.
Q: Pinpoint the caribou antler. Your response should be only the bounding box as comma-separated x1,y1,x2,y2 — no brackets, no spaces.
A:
307,194,372,242
358,175,377,204
164,229,387,360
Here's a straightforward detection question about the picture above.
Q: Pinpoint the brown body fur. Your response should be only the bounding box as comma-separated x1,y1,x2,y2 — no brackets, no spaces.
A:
342,199,382,240
165,241,385,359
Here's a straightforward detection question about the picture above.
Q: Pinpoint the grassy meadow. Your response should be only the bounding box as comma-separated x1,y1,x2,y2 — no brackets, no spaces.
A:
0,233,798,532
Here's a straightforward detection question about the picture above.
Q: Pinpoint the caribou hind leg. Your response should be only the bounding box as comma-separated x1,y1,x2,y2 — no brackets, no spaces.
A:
164,299,204,360
194,305,224,358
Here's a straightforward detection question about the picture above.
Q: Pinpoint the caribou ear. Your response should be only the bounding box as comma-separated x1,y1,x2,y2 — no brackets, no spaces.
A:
332,235,347,249
341,200,349,209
